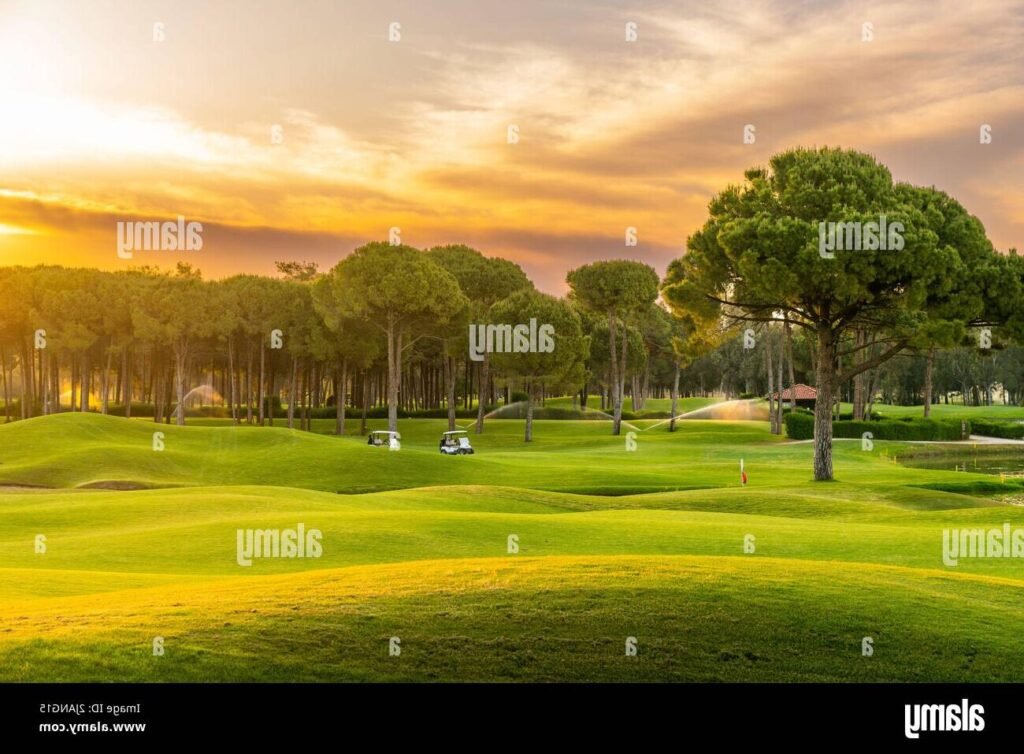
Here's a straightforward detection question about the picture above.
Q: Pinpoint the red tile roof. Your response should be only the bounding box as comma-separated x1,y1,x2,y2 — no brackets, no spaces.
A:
772,383,817,400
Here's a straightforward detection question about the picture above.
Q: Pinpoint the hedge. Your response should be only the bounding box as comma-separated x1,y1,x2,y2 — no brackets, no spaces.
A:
971,419,1024,440
784,412,969,441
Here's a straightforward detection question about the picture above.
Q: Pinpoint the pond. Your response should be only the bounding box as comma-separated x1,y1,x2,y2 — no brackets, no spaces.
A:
898,452,1024,475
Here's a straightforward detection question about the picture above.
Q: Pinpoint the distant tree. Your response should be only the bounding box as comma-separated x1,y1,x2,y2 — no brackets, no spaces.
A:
132,269,214,425
322,243,466,432
566,260,659,435
428,245,532,433
311,275,381,435
488,290,588,441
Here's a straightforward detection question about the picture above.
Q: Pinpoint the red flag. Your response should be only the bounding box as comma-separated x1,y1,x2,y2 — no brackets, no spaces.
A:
741,471,748,486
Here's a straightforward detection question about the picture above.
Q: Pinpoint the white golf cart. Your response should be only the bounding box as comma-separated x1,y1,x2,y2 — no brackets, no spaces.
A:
439,430,474,455
367,430,401,450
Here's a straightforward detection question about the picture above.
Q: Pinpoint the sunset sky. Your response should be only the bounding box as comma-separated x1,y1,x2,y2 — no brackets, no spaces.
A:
1,0,1022,292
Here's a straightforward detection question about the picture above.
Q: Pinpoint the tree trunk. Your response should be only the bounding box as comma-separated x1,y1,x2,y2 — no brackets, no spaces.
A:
923,347,935,418
173,341,187,425
765,326,777,434
39,348,49,415
335,359,347,435
444,348,456,431
298,362,306,431
784,314,796,399
258,339,266,425
361,370,369,435
525,381,534,442
80,352,90,413
287,356,296,428
618,323,628,424
101,347,112,414
640,355,651,410
123,346,132,418
245,348,253,424
227,338,237,423
669,363,680,432
1,344,9,423
776,322,785,431
385,324,402,433
608,313,621,434
813,326,837,481
19,340,30,418
475,354,489,434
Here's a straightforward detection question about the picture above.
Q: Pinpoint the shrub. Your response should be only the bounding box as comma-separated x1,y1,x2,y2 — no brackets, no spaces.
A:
783,411,815,440
784,413,968,441
971,419,1024,440
832,418,966,441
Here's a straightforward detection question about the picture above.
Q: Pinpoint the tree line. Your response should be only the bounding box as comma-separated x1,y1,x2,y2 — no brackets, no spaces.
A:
3,147,1022,481
0,246,694,441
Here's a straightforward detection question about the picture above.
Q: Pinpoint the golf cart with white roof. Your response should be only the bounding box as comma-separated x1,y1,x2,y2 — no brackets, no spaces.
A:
367,430,401,450
439,430,474,455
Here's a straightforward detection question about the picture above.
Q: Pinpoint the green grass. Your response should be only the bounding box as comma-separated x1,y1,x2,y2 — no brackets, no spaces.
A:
2,411,1024,681
842,402,1024,421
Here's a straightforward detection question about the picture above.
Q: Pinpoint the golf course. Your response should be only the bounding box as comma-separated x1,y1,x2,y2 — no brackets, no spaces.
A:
2,404,1024,682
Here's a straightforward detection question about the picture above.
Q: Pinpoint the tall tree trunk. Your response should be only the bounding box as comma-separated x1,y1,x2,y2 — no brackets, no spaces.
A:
228,337,238,423
258,339,266,425
444,347,456,431
173,341,187,426
640,356,651,410
784,314,796,402
765,326,777,434
524,381,534,442
267,350,275,426
287,356,297,428
80,352,89,413
813,326,837,481
335,359,347,435
245,347,253,424
608,313,621,434
123,346,132,418
386,322,402,434
776,323,785,431
361,370,369,435
39,348,49,415
101,347,112,414
923,347,935,418
669,363,680,432
475,354,489,434
618,322,628,427
19,341,30,418
0,345,9,422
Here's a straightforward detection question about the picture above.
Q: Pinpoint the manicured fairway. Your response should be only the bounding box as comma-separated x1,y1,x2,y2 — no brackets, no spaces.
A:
1,412,1023,681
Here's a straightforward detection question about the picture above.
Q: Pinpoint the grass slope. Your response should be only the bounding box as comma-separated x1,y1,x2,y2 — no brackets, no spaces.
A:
1,413,1023,682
